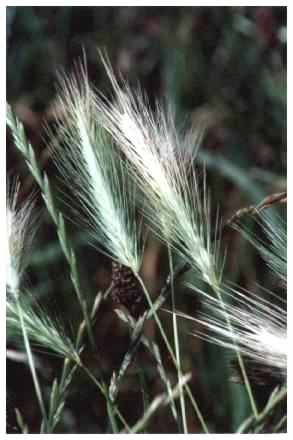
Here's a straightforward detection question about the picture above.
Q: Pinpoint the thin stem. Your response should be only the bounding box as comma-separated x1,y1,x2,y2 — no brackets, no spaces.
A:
222,191,287,234
168,247,188,433
49,286,113,432
273,415,287,433
146,262,190,320
147,254,258,419
260,386,287,422
115,411,131,433
80,363,128,433
134,272,209,433
235,348,259,419
108,264,189,405
125,311,208,434
126,373,191,433
213,285,259,419
15,298,48,431
237,385,286,433
106,399,119,434
72,294,127,435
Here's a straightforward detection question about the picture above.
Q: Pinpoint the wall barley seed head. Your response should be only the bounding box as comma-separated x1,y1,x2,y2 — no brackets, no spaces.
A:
50,63,143,274
183,210,287,384
93,53,222,291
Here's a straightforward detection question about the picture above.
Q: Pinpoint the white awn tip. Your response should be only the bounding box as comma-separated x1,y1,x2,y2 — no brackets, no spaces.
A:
6,180,37,296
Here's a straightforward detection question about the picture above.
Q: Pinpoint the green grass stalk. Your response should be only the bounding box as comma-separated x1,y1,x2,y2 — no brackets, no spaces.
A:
134,272,209,433
15,297,48,431
168,246,188,433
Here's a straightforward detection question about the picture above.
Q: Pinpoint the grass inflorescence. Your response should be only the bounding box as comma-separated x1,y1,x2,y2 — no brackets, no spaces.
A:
6,53,286,434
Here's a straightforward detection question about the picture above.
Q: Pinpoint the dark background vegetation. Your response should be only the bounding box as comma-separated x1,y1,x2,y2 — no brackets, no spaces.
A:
6,6,286,433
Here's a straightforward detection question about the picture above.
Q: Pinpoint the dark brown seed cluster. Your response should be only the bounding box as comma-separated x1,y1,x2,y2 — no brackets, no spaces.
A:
111,261,146,318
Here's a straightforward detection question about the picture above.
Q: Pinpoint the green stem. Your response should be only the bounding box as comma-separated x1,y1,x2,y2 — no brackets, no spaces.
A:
46,286,112,432
168,247,188,433
16,297,48,432
80,363,130,433
237,386,286,433
260,386,287,422
106,399,119,433
134,273,209,433
273,415,287,433
213,285,259,419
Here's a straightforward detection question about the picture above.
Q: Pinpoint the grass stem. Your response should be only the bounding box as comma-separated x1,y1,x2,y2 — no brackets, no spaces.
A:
15,297,48,431
134,272,209,433
168,247,188,433
213,285,259,419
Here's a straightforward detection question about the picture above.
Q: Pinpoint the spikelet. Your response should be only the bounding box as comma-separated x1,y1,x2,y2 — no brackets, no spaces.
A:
6,182,79,362
235,212,287,287
189,286,285,379
50,63,143,274
7,294,80,362
6,180,37,296
93,54,222,291
181,211,287,383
